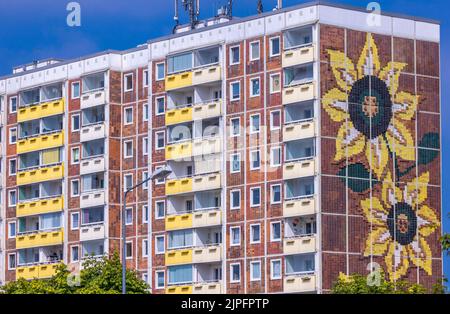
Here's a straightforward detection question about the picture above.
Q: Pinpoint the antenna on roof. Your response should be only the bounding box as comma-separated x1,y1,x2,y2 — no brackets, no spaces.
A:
276,0,283,10
228,0,233,18
173,0,201,32
257,0,263,14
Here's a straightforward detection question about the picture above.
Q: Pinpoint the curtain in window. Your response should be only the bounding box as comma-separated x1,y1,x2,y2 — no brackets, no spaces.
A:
168,53,192,74
168,265,193,284
168,230,193,249
40,213,61,230
42,148,60,165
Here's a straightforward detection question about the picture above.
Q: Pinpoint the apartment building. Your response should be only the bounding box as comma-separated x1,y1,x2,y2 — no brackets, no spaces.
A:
0,1,442,293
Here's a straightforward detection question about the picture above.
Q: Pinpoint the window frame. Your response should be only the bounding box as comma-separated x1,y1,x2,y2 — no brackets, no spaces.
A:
71,147,80,164
142,205,149,224
250,187,261,207
9,96,17,113
250,223,261,244
230,153,241,173
250,150,261,170
249,114,260,134
229,45,240,65
230,226,241,247
124,107,134,125
71,212,80,230
270,146,281,167
155,96,165,116
230,189,241,210
71,245,80,263
143,70,149,87
155,270,165,289
270,259,282,280
125,241,133,259
142,239,149,257
270,184,282,204
269,36,281,57
8,221,16,239
250,260,262,281
249,77,261,98
8,189,17,207
8,253,16,270
230,263,241,283
124,174,133,192
71,179,80,197
143,137,149,156
229,117,241,137
124,140,133,158
125,207,133,226
155,131,165,150
270,221,282,242
124,73,134,92
156,62,166,81
155,235,165,254
71,81,81,99
270,73,281,94
71,113,80,132
249,40,261,61
230,81,241,101
9,127,17,144
270,109,281,131
155,200,165,219
9,158,17,176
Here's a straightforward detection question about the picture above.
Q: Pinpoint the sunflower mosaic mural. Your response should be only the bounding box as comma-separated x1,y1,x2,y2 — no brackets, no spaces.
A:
321,32,441,283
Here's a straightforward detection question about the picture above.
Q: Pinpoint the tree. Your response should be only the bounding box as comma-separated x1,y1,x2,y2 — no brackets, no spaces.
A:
0,252,149,294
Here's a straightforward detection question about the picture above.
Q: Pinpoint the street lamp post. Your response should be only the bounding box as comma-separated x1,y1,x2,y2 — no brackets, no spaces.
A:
122,167,172,294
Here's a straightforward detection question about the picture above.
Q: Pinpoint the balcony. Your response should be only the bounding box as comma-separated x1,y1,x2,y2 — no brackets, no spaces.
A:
165,213,193,231
282,45,315,68
165,177,193,195
283,196,316,217
17,196,64,218
166,71,193,91
80,157,105,175
166,281,222,294
80,223,106,242
192,137,221,157
81,90,106,109
80,123,106,142
166,141,193,160
165,173,221,196
166,106,193,126
165,248,193,266
16,164,64,186
192,245,221,263
283,119,316,142
17,131,64,154
166,285,193,294
16,229,64,249
283,235,317,255
16,262,59,280
18,99,64,123
284,273,316,293
165,100,222,126
192,65,221,86
282,82,315,105
192,209,221,228
283,158,316,180
80,190,106,208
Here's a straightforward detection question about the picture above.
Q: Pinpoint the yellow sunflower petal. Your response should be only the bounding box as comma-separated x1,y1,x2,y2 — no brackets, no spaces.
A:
404,172,429,207
408,237,433,275
385,242,410,281
327,49,358,91
393,91,418,121
322,88,349,122
365,135,389,180
386,119,415,161
417,204,440,237
357,33,381,79
335,122,366,161
361,197,388,226
364,227,392,256
378,62,407,96
382,171,403,207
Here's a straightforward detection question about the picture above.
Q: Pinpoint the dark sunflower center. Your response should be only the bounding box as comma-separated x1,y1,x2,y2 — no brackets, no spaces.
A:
348,76,393,139
387,202,417,246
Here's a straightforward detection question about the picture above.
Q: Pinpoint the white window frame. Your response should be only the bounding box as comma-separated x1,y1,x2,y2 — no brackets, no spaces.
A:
270,146,281,167
124,73,134,92
71,147,80,165
229,117,241,137
155,200,165,219
142,239,149,257
125,207,133,225
270,73,281,94
269,36,281,57
9,127,17,144
142,171,149,190
229,45,240,65
154,166,166,185
143,104,149,121
124,140,133,158
230,81,241,101
230,153,241,174
249,77,261,97
71,212,80,230
8,253,16,270
270,259,282,280
270,221,282,242
71,81,81,99
250,114,260,134
270,110,281,131
230,226,241,246
155,270,165,289
155,131,165,150
71,114,80,132
8,190,17,207
125,241,133,259
124,174,133,192
71,179,80,197
230,263,241,283
155,96,165,116
143,137,149,156
230,189,241,210
124,107,133,125
9,96,17,113
155,235,165,254
9,158,17,176
142,205,149,224
250,40,261,61
143,70,149,87
156,62,165,81
71,245,80,263
270,184,282,204
250,150,261,170
250,223,261,244
8,221,16,238
250,261,262,281
250,187,261,207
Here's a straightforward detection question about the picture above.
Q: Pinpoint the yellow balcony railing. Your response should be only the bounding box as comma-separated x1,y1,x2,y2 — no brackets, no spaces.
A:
17,164,64,186
18,99,65,123
17,131,64,154
165,141,193,160
166,282,222,294
165,248,193,266
166,285,193,294
16,263,60,280
165,178,193,195
16,229,64,249
165,107,193,126
165,213,193,231
17,197,64,217
165,71,193,91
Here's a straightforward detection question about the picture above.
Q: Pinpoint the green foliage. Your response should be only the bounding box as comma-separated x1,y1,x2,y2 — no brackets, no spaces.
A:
0,252,149,294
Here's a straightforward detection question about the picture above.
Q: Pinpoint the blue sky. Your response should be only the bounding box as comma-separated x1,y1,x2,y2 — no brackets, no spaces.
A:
0,0,448,283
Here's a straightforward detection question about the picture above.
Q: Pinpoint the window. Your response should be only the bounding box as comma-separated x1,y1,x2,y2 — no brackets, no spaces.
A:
230,82,240,101
72,82,80,99
124,174,133,192
156,271,165,289
271,147,281,167
230,227,241,246
271,184,281,204
230,190,241,209
230,117,240,137
250,261,261,281
250,41,260,61
71,246,80,262
250,224,261,243
71,147,80,164
124,207,133,225
230,153,241,173
8,221,16,238
270,73,281,93
71,180,80,197
124,73,133,92
10,96,17,113
126,242,133,258
143,104,149,121
230,263,241,283
230,46,240,65
156,62,165,80
71,212,80,230
143,137,149,155
271,259,282,279
9,159,16,176
270,37,281,57
168,229,193,249
271,222,281,242
250,114,260,133
9,127,17,144
72,114,80,131
142,205,149,224
143,70,149,87
250,187,261,207
124,140,133,158
250,150,261,170
250,77,260,97
154,166,166,184
270,110,281,130
8,190,16,207
155,201,165,219
155,97,165,115
8,254,16,270
142,171,149,189
168,52,192,74
124,107,133,124
156,235,165,254
155,131,165,150
142,239,149,257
